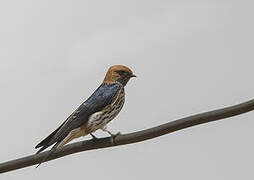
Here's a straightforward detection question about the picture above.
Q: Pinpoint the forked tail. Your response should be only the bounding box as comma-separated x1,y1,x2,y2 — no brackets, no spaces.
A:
36,142,60,168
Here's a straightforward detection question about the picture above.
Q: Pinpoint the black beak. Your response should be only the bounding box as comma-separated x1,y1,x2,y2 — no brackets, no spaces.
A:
130,74,137,78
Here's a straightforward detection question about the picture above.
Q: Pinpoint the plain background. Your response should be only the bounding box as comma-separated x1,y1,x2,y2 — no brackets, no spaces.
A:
1,0,254,179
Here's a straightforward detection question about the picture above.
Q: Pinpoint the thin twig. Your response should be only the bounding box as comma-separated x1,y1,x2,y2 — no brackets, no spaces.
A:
1,99,254,174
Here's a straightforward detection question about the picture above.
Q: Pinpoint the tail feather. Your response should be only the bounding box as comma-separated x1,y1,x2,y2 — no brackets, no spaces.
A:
36,118,68,149
35,128,62,149
36,142,60,168
36,145,50,154
35,118,72,168
36,131,62,154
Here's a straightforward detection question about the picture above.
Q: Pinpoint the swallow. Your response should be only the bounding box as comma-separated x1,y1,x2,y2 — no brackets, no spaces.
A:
35,65,136,166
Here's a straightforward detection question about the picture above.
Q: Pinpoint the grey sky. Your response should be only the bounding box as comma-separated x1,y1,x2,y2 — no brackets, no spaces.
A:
1,0,254,179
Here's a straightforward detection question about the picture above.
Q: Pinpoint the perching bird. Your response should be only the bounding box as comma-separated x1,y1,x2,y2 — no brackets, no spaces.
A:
35,65,136,166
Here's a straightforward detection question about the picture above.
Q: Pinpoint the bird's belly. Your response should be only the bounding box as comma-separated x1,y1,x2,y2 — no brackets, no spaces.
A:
86,91,125,133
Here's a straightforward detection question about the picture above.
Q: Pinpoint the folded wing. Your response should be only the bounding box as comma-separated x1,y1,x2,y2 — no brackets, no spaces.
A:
35,83,122,153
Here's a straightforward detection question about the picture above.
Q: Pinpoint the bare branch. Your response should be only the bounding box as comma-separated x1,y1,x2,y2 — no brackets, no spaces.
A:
1,99,254,174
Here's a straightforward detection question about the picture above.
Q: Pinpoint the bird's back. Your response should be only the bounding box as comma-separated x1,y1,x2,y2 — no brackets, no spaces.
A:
35,83,123,153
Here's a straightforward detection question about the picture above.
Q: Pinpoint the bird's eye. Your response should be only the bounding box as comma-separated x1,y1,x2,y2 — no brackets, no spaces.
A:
116,70,128,76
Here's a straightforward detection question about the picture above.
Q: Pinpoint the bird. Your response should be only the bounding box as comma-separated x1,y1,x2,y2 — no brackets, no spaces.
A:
35,65,136,166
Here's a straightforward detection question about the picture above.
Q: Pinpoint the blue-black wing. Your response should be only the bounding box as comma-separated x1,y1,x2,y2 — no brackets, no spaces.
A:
35,83,122,153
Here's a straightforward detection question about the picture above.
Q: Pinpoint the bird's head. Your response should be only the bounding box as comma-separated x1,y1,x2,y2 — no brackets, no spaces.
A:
103,65,136,86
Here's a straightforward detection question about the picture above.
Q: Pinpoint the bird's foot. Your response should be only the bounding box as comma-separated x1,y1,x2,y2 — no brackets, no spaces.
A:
101,128,121,144
109,132,121,144
90,133,98,141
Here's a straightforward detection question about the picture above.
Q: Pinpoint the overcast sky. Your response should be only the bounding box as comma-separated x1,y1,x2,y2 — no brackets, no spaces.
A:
1,0,254,179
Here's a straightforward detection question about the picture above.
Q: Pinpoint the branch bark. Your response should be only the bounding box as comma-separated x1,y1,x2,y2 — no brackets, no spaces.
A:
1,99,254,174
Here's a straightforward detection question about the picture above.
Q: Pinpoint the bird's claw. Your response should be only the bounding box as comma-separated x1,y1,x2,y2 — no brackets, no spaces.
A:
110,132,121,144
90,133,98,141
